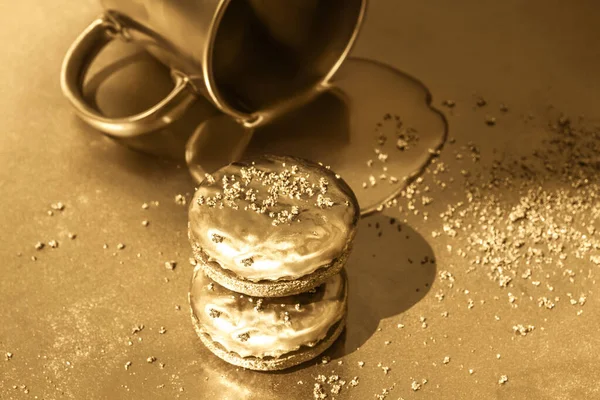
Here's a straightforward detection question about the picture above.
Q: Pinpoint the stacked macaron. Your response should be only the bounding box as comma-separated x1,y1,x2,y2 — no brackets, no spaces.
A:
188,155,359,370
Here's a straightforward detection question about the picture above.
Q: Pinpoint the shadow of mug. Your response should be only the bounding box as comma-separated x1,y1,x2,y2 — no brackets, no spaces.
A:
82,40,220,162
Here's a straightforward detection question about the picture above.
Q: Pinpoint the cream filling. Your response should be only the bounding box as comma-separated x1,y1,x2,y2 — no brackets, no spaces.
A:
190,270,346,358
190,209,351,281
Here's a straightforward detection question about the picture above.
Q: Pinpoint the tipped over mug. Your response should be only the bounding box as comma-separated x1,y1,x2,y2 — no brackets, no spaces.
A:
61,0,367,137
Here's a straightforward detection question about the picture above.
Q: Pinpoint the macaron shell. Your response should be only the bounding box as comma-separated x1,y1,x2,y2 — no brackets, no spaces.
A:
188,268,348,371
188,155,359,283
189,267,347,359
192,316,346,371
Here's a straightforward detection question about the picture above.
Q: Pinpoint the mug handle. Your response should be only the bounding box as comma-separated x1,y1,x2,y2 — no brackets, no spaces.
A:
60,16,197,138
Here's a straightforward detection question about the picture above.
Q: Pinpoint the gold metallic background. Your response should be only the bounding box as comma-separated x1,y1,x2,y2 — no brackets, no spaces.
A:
1,0,599,399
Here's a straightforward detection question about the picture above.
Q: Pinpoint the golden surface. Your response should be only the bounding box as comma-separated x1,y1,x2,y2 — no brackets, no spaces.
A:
2,1,600,399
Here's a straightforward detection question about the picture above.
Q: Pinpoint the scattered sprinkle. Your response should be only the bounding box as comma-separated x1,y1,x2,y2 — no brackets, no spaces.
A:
442,99,456,108
512,324,535,336
131,325,144,334
313,383,327,399
411,380,421,391
164,261,177,270
50,202,65,211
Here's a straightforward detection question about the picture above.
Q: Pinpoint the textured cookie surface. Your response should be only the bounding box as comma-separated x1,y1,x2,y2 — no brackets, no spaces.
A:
193,316,346,371
189,266,347,359
188,155,359,282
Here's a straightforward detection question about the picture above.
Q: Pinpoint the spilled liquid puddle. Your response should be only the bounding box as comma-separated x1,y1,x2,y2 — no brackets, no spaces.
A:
186,58,448,214
83,41,221,160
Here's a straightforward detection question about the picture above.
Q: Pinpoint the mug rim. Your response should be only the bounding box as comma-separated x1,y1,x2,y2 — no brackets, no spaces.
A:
202,0,368,124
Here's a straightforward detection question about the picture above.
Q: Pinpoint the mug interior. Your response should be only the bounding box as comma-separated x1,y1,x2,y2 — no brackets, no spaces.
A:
209,0,364,116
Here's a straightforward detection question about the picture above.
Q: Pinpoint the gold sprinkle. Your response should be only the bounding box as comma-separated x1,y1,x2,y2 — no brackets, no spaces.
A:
211,233,224,243
237,333,250,342
164,261,176,270
241,257,254,267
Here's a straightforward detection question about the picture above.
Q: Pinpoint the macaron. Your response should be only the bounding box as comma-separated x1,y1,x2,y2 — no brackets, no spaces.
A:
189,266,348,371
188,155,359,297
